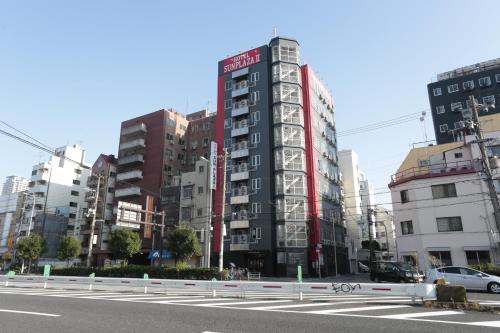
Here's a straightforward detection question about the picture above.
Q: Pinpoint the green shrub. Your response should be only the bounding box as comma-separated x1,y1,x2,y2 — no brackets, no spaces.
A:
49,265,219,280
469,263,500,277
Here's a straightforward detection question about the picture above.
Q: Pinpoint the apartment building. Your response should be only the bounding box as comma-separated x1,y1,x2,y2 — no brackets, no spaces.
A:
1,176,28,195
0,176,27,258
185,109,216,166
428,58,500,144
214,37,345,276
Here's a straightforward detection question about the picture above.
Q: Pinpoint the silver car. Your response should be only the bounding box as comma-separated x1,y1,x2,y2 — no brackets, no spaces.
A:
426,266,500,294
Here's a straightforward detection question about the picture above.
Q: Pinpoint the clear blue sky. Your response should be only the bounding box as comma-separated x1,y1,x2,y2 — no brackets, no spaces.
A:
2,1,500,206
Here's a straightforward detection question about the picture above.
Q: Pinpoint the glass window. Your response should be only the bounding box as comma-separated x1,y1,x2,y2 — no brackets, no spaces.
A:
69,202,78,207
463,80,474,90
181,207,192,221
252,155,261,166
431,183,457,199
433,88,442,96
450,102,463,112
466,250,491,265
225,80,232,91
447,84,459,93
272,63,301,84
276,197,307,221
496,74,500,83
440,266,460,273
436,216,463,232
165,148,173,156
439,124,449,133
483,95,496,105
182,186,193,199
224,99,232,109
72,179,80,185
479,76,492,87
279,45,299,63
198,186,203,194
71,191,79,196
436,105,445,114
400,221,413,235
273,104,303,125
277,223,307,247
273,83,302,104
197,208,203,217
400,190,409,203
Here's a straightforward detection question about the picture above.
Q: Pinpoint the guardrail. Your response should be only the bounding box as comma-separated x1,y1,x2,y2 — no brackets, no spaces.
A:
0,275,436,302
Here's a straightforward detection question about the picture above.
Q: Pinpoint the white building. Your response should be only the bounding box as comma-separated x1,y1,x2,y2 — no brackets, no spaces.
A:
24,144,92,258
359,172,376,239
373,206,396,255
390,116,500,271
2,176,28,195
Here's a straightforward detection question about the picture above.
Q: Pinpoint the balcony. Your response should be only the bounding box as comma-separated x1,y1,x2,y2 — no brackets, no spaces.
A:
231,141,249,159
117,170,143,181
114,186,141,197
231,106,249,117
231,163,250,181
119,138,146,152
230,234,249,251
118,154,144,166
230,186,249,204
230,210,253,229
389,160,476,188
231,119,250,137
231,81,249,98
121,123,147,136
232,67,249,79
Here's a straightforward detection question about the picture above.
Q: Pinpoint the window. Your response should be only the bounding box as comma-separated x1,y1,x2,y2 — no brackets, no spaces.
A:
433,88,442,96
252,202,262,214
400,221,413,235
436,105,445,114
165,148,173,156
198,186,203,195
31,170,37,175
496,74,500,83
277,223,307,247
250,91,260,104
436,216,463,232
479,76,491,87
69,213,76,219
71,191,79,196
203,122,210,130
108,187,114,193
181,207,192,221
279,45,299,63
224,99,232,109
454,152,463,158
224,118,232,129
182,186,193,199
429,251,452,267
466,251,491,265
483,95,496,105
450,102,463,112
72,179,80,185
400,190,409,203
75,169,82,175
251,111,260,122
252,178,261,190
166,133,174,140
463,80,474,90
69,202,78,207
203,138,209,146
166,118,176,128
454,121,465,129
439,124,448,133
225,80,232,91
418,159,430,167
252,155,261,166
251,227,262,240
251,132,260,144
224,138,232,148
198,165,204,173
250,72,259,83
197,208,203,217
431,183,457,199
109,171,116,178
179,124,187,131
273,83,302,104
447,84,459,93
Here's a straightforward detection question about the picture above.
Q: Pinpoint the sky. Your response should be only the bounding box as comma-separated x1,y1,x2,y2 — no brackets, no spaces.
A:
1,0,500,207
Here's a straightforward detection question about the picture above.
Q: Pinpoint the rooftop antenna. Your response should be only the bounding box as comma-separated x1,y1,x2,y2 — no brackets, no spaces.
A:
419,111,428,142
273,27,278,38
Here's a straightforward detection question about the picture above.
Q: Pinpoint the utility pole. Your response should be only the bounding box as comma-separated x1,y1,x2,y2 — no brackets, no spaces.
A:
159,211,165,266
330,210,338,276
86,174,102,268
468,95,500,233
20,193,36,274
367,207,375,276
218,149,228,272
205,161,213,268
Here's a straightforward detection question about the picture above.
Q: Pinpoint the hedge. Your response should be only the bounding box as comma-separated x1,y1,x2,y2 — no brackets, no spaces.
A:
49,265,220,280
469,263,500,277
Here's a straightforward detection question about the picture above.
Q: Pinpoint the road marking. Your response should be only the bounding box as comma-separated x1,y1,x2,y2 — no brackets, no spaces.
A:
467,321,500,328
307,305,410,314
112,296,205,301
79,293,132,299
197,300,292,307
0,309,60,317
153,298,229,304
379,310,462,319
308,296,408,302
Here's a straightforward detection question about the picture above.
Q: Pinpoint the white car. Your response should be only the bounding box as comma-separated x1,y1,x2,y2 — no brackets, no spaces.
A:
426,266,500,294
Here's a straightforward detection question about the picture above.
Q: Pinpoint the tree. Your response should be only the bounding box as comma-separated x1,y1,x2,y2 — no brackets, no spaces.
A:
16,234,45,273
58,236,81,267
108,228,142,266
361,240,381,251
166,224,201,264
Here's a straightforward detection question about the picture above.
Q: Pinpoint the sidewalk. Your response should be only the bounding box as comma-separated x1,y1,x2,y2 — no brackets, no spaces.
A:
260,273,372,283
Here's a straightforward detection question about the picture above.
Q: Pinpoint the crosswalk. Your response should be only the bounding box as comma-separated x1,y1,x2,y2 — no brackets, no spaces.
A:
0,286,499,328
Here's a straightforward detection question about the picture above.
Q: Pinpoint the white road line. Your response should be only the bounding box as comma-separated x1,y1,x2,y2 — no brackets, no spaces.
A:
380,310,462,319
308,296,408,302
153,298,229,304
307,305,410,314
112,296,205,301
479,302,500,305
78,293,133,299
46,292,125,297
0,309,60,317
197,300,292,307
467,321,500,328
251,299,413,311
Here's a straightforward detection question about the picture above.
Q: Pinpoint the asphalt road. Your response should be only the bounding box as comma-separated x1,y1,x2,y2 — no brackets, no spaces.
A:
0,288,499,333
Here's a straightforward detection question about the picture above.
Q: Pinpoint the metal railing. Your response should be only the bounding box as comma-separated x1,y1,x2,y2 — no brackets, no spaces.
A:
389,160,476,186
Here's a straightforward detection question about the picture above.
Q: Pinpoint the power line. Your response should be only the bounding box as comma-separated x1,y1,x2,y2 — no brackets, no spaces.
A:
0,120,53,151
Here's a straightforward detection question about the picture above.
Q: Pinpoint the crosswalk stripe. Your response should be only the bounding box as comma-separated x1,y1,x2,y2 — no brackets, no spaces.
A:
78,293,132,299
379,310,462,319
197,300,292,307
112,296,205,301
307,305,410,314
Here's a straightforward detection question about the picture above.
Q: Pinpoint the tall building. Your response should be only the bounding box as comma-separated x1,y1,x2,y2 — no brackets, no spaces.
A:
214,37,345,277
428,58,500,144
24,144,91,258
359,173,376,239
389,114,500,270
2,176,28,195
185,109,216,166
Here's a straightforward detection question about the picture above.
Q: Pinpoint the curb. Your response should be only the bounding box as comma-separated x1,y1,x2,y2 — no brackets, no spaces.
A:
423,300,500,313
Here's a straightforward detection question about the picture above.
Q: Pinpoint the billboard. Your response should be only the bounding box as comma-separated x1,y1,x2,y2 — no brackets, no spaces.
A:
210,141,217,190
223,48,261,74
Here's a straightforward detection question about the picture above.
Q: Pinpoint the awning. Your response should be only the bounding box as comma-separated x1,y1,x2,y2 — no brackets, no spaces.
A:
463,246,491,251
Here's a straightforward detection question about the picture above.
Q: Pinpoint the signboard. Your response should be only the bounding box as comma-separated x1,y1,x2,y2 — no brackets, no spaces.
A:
210,141,217,190
223,48,261,74
148,250,172,259
43,265,51,277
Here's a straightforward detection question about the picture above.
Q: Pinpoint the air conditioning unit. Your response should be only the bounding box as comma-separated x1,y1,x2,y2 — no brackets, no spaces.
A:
169,140,174,145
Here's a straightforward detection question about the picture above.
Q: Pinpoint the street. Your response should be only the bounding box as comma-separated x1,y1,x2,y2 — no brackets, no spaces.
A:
0,286,499,332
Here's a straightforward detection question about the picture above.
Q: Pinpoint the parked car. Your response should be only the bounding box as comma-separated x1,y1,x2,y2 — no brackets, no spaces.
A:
426,266,500,294
370,261,423,283
358,262,370,273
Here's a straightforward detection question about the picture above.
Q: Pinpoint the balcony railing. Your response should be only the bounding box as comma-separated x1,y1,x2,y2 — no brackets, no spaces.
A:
116,170,143,181
121,123,147,136
233,100,249,110
232,141,248,151
119,139,146,151
114,186,141,197
232,163,249,173
389,160,476,187
232,186,248,197
118,154,144,166
231,234,249,244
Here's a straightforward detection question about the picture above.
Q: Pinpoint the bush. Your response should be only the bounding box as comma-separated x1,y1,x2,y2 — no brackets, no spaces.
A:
469,263,500,277
49,265,219,280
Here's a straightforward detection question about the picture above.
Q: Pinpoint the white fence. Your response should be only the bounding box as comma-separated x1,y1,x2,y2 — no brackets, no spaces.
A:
0,275,436,302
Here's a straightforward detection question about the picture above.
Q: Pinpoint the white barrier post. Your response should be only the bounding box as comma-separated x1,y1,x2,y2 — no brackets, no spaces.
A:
44,282,47,289
5,281,8,287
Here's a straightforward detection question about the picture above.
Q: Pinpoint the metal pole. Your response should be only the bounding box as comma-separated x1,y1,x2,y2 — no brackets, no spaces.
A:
86,175,101,268
368,208,375,276
159,212,165,266
331,210,338,276
205,159,213,268
469,95,500,233
27,195,35,237
218,149,228,272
